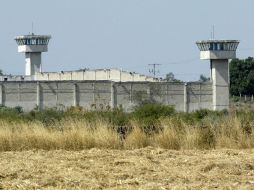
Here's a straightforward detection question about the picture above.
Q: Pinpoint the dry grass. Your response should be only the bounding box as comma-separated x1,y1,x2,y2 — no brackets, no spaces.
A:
214,116,254,149
154,126,181,150
0,114,253,151
0,114,254,189
0,148,254,189
0,120,122,151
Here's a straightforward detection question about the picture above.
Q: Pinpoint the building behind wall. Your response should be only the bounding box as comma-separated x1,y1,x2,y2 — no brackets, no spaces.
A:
35,68,158,82
0,68,157,82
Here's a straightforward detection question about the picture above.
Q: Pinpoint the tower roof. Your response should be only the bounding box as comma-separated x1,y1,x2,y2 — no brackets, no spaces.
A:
15,34,51,40
196,40,239,43
15,34,51,46
196,40,240,52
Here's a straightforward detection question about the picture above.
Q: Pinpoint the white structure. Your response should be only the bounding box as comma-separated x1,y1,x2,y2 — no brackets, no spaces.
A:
15,34,51,76
35,68,157,82
196,40,240,111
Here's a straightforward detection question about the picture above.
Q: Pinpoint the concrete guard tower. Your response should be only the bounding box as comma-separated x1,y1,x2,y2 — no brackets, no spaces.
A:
15,34,51,76
196,40,239,111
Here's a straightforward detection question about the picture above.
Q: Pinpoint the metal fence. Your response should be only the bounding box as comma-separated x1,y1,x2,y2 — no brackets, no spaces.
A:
231,95,254,103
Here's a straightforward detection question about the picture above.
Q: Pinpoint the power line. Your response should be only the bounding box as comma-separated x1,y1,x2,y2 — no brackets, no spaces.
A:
161,57,199,65
239,47,254,51
148,63,161,78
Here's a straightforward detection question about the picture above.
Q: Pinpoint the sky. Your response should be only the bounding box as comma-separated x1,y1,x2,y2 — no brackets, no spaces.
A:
1,0,254,81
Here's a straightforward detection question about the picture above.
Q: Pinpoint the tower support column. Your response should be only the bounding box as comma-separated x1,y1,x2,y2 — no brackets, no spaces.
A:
25,52,42,76
211,59,229,111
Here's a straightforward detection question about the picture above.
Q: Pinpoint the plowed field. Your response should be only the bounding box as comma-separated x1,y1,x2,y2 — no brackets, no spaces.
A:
0,148,254,189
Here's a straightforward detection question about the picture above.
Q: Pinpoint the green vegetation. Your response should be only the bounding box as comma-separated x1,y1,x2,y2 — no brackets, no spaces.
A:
0,103,253,151
199,74,210,82
165,72,182,82
0,104,226,131
230,57,254,96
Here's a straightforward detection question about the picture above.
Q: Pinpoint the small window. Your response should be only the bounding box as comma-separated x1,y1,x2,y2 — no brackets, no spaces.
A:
214,43,218,50
209,43,212,50
217,43,221,50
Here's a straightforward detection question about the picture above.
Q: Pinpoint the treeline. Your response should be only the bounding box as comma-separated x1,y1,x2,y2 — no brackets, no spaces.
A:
230,57,254,96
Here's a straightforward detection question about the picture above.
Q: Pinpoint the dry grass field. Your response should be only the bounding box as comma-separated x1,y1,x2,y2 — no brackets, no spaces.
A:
0,106,254,189
0,148,254,189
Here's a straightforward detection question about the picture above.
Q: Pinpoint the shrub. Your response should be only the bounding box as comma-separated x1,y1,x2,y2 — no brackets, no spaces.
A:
0,105,24,122
27,108,65,126
131,103,175,133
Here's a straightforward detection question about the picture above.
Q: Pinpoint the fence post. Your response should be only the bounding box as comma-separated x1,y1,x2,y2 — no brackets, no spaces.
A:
147,86,151,101
184,83,188,112
166,83,169,105
55,82,58,106
130,83,133,103
73,83,78,107
111,82,116,109
0,83,3,106
36,82,42,110
252,95,254,102
18,83,21,102
93,82,95,103
199,83,201,107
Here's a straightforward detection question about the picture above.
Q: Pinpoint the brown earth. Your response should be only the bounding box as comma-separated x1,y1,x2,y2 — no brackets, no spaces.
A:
0,148,254,190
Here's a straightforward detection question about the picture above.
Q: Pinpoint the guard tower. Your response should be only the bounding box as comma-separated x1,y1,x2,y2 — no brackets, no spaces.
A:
15,34,51,76
196,40,240,111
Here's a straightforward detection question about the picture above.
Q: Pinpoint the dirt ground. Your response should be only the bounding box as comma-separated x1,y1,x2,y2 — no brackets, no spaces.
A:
0,148,254,190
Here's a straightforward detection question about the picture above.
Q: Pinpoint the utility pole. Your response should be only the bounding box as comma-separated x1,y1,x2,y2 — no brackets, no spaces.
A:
148,64,161,78
210,25,215,39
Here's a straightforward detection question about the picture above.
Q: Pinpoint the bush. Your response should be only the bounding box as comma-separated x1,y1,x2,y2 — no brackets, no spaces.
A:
131,103,175,133
0,105,24,122
27,108,65,126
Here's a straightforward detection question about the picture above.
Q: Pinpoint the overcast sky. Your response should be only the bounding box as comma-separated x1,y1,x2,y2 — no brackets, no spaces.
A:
0,0,254,81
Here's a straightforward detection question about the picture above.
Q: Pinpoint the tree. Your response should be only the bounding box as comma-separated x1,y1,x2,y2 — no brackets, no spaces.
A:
165,72,175,81
230,57,254,95
165,72,181,82
199,74,210,82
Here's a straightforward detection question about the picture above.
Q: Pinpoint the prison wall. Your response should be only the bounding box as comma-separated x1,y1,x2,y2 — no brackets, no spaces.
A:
0,81,213,112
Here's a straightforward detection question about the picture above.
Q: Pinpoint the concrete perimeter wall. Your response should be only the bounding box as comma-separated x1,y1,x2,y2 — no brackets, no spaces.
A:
0,81,212,112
